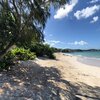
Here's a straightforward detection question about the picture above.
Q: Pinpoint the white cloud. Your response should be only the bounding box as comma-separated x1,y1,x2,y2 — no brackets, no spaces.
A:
54,0,78,19
68,40,88,46
90,16,99,23
90,0,99,3
74,5,100,20
45,40,60,46
44,40,65,46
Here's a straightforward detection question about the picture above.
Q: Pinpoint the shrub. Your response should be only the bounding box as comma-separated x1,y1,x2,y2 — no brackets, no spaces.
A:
7,47,36,61
0,47,36,71
30,43,44,56
30,43,56,59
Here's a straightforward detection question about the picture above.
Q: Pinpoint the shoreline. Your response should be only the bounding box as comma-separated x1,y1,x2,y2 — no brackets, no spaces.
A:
64,53,100,67
36,53,100,86
35,53,100,99
0,52,100,99
63,53,100,78
77,56,100,67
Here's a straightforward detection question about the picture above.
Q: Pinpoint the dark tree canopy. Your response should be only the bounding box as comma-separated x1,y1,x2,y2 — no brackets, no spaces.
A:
0,0,67,58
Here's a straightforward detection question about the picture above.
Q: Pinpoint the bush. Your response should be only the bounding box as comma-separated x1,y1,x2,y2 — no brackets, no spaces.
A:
30,43,56,59
7,47,36,61
30,43,44,56
0,47,36,71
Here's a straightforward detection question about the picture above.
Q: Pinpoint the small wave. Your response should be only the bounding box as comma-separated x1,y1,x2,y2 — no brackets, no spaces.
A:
78,56,100,60
77,56,100,67
63,53,72,56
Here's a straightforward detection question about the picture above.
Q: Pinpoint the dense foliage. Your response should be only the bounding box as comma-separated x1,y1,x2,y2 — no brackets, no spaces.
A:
0,0,67,59
0,47,36,71
0,0,67,70
30,43,55,59
6,47,36,61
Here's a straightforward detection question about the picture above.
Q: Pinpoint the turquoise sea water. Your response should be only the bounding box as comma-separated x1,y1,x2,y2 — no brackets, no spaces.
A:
65,51,100,67
67,51,100,58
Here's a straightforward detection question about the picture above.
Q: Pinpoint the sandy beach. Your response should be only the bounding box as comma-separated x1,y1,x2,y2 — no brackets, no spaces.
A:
36,53,100,86
0,53,100,100
35,53,100,99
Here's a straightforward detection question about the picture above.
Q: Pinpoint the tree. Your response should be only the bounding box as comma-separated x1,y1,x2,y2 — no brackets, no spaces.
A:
0,0,67,59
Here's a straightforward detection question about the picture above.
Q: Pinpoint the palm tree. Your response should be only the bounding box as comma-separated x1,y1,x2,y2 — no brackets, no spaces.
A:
0,0,67,59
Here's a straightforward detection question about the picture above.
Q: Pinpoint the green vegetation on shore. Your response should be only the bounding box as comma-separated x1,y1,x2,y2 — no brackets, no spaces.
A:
0,0,67,70
0,45,55,70
30,43,55,59
51,48,100,53
0,47,36,70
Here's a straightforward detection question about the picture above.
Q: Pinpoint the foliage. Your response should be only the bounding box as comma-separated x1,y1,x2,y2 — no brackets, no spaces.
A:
43,44,56,59
5,47,36,61
0,3,16,52
0,0,67,70
30,43,55,59
0,47,36,71
0,0,67,58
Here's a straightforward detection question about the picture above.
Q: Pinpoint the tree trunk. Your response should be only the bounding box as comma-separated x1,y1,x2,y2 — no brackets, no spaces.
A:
0,42,14,59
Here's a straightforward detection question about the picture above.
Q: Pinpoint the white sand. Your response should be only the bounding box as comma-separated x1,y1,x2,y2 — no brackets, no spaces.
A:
0,53,100,99
36,53,100,87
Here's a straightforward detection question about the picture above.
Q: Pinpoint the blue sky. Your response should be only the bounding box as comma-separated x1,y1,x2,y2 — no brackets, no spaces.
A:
44,0,100,49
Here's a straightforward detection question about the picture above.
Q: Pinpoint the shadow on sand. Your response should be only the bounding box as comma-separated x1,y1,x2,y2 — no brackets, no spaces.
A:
0,60,100,100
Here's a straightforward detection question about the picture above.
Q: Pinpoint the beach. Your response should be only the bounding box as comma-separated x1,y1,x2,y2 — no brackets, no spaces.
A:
0,53,100,99
36,53,100,99
36,53,100,86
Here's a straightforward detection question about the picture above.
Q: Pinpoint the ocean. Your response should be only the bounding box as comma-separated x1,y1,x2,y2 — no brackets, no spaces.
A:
65,51,100,67
68,51,100,58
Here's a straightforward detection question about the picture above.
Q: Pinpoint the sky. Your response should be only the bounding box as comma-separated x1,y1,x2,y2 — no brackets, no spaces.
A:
44,0,100,49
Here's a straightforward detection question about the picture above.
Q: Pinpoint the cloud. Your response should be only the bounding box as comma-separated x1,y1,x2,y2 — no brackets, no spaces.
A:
54,0,78,19
44,40,61,46
68,40,88,46
74,5,100,20
90,16,99,23
44,40,65,46
90,0,99,3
